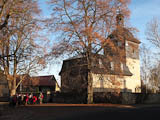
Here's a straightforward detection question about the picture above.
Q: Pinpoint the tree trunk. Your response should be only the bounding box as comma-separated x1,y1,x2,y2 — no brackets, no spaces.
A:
11,55,17,96
87,71,93,104
11,89,16,96
87,45,93,104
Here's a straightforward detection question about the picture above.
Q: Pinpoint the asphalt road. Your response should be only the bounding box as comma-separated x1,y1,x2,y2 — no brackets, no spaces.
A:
0,104,160,120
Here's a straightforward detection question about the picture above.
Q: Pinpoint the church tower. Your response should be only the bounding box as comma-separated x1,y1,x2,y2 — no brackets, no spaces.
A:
104,13,141,92
116,13,124,27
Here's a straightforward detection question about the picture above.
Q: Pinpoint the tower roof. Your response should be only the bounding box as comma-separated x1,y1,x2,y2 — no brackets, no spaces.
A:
109,14,141,44
109,27,140,44
116,13,124,26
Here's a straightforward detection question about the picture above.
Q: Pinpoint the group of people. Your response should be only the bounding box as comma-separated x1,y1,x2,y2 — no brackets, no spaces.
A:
9,92,44,107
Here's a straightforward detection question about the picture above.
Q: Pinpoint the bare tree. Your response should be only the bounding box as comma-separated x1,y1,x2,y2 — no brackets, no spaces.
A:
0,0,10,30
140,44,152,93
149,65,160,93
0,0,48,96
48,0,131,103
145,18,160,92
146,18,160,49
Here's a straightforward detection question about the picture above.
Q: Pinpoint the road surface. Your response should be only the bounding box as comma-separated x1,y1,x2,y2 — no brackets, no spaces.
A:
0,104,159,120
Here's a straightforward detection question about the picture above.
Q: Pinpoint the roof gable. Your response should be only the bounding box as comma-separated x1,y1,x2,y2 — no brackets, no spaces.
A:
109,27,140,44
18,75,57,86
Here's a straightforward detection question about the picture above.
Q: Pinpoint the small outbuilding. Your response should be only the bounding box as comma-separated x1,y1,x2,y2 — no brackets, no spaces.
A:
17,75,60,93
0,70,9,101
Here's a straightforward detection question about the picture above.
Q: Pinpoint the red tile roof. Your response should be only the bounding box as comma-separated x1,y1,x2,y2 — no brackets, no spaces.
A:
17,75,56,87
30,76,55,86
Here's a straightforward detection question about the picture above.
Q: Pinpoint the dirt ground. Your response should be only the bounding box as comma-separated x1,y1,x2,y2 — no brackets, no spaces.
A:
0,103,160,120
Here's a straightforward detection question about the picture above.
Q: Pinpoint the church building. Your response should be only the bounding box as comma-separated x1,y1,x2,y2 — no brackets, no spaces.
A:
59,14,141,94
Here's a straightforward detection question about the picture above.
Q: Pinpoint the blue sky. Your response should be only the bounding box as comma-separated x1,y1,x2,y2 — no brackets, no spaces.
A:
38,0,160,43
129,0,160,45
38,0,160,84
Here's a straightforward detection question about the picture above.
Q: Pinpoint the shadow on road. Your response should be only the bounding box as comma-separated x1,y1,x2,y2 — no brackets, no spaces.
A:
0,104,160,120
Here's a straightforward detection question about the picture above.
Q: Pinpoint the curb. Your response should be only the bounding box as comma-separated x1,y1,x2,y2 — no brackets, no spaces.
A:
0,102,9,105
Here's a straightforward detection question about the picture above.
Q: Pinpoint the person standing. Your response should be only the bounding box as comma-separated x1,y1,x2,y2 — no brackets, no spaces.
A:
33,95,37,104
39,92,44,104
26,93,29,105
23,94,27,105
13,95,17,107
17,94,22,105
29,93,33,104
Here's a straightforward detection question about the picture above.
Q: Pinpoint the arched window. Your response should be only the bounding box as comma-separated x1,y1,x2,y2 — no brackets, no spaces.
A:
99,59,103,68
110,62,114,70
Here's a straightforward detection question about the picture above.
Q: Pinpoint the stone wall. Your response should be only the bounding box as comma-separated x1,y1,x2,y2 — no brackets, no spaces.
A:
51,92,87,103
93,92,160,104
143,94,160,104
121,93,160,104
93,92,122,104
121,92,137,104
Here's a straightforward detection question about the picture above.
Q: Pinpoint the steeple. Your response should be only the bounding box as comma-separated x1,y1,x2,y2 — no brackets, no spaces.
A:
116,13,124,27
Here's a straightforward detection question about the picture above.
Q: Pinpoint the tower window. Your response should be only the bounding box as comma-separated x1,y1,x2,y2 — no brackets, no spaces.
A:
110,62,114,71
118,41,122,46
99,59,103,68
121,63,123,71
126,42,128,46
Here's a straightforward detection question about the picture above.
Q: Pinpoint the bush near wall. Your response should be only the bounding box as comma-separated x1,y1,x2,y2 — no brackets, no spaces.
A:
93,92,122,104
50,92,160,104
51,92,87,103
